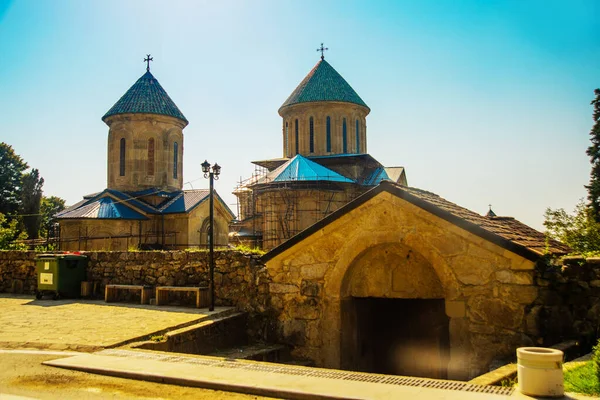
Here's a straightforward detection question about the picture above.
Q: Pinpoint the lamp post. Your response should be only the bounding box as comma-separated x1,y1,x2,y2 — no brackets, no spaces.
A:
201,160,221,311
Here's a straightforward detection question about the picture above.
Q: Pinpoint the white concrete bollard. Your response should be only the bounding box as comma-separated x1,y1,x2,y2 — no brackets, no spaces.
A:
517,347,564,397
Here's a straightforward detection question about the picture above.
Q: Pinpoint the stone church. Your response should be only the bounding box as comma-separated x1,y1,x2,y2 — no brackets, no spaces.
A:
56,61,234,251
232,53,406,250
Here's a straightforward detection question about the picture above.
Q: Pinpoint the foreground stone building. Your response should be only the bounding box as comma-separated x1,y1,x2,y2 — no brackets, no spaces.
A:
261,181,570,380
232,54,406,250
57,61,234,250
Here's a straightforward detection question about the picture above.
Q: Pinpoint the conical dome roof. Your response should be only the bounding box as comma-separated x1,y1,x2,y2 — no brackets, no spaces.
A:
102,71,188,124
279,60,369,113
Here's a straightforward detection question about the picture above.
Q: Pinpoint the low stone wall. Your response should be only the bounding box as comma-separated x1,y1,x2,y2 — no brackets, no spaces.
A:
527,257,600,350
0,250,273,341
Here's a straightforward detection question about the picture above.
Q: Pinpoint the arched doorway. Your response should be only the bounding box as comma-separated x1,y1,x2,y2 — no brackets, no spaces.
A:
339,243,450,379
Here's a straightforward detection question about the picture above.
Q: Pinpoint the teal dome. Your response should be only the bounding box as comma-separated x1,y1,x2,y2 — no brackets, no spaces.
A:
279,60,369,112
103,71,188,125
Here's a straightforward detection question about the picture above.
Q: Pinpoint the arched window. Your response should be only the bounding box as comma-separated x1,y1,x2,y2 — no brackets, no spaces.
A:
173,142,178,179
147,138,155,175
119,138,126,176
309,117,314,153
295,119,299,155
285,121,289,156
342,118,347,154
326,116,331,152
355,120,360,154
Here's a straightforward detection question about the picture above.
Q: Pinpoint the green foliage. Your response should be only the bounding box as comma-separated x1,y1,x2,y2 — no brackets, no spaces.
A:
593,339,600,382
0,142,28,218
586,88,600,221
20,168,44,239
39,195,66,238
544,200,600,255
564,361,600,396
233,244,266,255
0,213,27,250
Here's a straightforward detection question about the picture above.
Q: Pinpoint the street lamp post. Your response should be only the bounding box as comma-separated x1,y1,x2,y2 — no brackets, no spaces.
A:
201,160,221,312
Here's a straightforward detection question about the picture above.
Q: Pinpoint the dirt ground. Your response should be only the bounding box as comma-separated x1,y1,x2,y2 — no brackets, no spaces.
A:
0,352,277,400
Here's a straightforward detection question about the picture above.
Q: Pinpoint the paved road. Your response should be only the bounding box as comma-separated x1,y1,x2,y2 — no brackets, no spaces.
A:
0,351,275,400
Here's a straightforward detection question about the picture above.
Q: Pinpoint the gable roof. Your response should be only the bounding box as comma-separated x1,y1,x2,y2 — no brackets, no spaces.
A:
56,196,147,220
262,181,570,262
279,60,369,112
102,71,188,124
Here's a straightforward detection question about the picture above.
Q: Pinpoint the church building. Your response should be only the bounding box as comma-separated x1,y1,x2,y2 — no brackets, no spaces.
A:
232,49,406,250
56,58,234,251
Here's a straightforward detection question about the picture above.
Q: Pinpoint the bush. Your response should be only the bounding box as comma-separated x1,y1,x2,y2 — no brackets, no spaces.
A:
593,339,600,381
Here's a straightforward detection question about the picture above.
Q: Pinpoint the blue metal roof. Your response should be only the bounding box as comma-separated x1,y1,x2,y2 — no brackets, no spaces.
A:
266,154,354,183
363,167,391,186
56,197,147,220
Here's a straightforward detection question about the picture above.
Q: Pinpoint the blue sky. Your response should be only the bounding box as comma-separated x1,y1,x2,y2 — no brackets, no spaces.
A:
1,0,598,230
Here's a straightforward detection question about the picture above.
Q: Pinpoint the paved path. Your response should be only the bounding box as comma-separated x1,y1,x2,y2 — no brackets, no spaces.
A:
0,351,272,399
0,294,233,351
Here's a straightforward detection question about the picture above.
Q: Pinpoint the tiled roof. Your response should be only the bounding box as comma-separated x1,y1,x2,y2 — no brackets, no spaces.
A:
102,71,188,124
279,60,369,112
262,181,570,262
398,185,570,256
56,197,147,220
256,154,354,184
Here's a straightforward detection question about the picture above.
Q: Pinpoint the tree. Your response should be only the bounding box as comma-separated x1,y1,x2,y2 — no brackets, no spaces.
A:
19,168,44,239
0,213,27,250
0,142,28,219
39,196,66,239
544,200,600,254
586,89,600,221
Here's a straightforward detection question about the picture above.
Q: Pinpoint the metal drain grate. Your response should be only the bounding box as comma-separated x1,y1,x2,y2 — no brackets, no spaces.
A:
97,349,514,396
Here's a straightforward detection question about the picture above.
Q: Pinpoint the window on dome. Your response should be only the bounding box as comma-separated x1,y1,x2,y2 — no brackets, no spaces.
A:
119,138,125,176
343,118,347,154
147,138,155,176
326,116,331,152
295,119,299,155
173,142,178,179
356,120,360,154
285,121,289,156
309,117,314,153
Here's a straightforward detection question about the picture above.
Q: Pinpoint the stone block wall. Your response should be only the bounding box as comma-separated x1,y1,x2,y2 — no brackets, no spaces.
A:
0,250,274,341
527,257,600,350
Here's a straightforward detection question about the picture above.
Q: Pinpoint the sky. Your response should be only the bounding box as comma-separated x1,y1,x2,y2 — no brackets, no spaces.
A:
0,0,598,230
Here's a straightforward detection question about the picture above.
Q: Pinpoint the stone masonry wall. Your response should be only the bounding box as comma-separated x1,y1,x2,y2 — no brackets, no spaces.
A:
0,250,274,341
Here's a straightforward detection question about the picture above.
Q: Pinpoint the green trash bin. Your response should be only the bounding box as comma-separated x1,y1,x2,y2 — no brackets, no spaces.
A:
35,254,88,300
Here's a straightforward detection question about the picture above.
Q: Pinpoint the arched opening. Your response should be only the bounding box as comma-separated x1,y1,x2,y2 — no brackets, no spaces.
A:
309,116,314,153
147,138,155,176
326,116,331,152
173,142,178,179
340,243,450,379
119,138,126,176
342,118,347,154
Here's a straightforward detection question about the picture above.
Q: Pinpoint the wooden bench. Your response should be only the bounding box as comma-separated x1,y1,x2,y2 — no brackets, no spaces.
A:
155,286,209,308
105,284,153,305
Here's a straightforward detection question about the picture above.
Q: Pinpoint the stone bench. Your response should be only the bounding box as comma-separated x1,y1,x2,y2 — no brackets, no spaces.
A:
155,286,209,308
105,284,153,305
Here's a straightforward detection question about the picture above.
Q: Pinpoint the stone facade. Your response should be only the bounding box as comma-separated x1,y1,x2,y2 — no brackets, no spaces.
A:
279,102,369,157
261,191,567,380
106,113,185,192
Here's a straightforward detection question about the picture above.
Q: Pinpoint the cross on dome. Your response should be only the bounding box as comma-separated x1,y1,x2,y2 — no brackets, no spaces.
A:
316,43,328,60
144,54,153,72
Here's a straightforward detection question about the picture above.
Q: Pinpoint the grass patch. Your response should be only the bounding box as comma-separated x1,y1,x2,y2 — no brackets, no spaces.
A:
564,361,600,396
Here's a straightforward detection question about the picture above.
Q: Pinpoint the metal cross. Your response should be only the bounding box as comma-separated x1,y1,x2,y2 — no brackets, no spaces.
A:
316,43,328,60
144,54,153,72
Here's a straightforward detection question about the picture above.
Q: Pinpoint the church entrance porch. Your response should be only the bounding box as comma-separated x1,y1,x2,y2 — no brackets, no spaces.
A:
341,297,450,379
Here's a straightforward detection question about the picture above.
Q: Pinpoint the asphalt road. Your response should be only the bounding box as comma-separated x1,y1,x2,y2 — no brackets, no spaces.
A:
0,351,275,400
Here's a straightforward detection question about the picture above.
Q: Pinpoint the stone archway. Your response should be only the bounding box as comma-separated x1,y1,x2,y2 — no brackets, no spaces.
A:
338,242,450,378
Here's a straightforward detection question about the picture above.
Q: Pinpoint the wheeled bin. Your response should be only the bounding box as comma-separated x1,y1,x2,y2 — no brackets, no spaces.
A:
35,254,88,300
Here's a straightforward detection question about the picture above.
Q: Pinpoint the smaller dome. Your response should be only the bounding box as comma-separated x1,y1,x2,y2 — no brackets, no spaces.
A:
279,60,369,113
103,71,188,125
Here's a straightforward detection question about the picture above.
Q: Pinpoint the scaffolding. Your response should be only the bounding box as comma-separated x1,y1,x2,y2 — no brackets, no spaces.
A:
232,166,366,250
